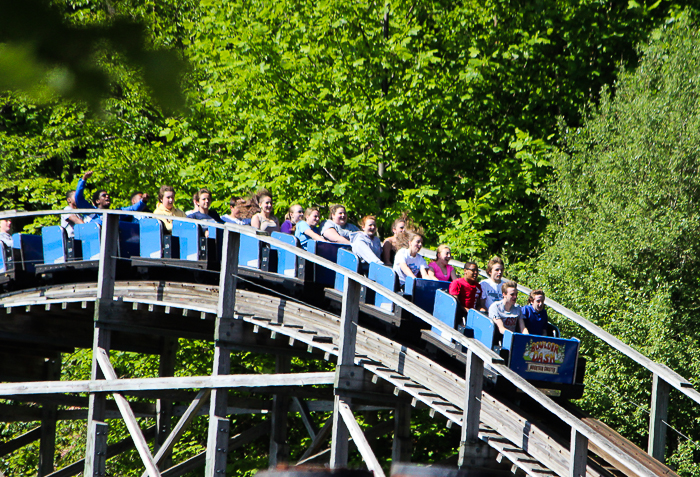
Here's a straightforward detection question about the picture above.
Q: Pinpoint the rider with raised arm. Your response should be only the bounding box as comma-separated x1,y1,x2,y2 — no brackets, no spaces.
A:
74,171,148,224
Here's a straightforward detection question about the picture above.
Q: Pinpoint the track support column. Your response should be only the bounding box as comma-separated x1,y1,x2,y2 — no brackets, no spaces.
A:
269,355,291,467
39,356,61,476
85,213,119,477
392,402,412,463
648,373,670,462
569,428,588,477
330,276,362,468
205,226,240,477
458,349,484,468
156,337,178,470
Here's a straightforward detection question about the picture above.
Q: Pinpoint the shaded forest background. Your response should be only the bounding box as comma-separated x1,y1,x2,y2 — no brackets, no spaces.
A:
2,0,700,475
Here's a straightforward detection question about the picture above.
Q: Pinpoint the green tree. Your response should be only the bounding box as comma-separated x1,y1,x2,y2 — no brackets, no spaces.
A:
525,13,700,474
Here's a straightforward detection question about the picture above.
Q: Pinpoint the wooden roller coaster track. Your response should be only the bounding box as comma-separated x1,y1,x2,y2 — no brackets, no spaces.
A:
0,209,694,477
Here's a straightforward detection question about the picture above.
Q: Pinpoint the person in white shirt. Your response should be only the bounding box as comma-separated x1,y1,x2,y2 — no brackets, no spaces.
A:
60,190,84,237
392,232,435,285
480,256,505,309
489,280,528,334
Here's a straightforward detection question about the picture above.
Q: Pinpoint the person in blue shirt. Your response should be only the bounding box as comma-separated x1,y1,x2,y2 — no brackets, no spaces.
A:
187,188,223,223
295,207,327,249
521,289,550,336
74,171,148,224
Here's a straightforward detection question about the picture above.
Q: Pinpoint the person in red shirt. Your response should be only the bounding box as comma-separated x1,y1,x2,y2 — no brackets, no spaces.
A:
449,262,487,323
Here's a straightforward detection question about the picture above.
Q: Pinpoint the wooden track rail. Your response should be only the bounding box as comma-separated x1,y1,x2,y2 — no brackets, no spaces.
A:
0,209,692,477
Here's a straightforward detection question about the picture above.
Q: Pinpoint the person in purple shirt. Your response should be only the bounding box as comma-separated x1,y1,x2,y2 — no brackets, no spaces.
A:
521,289,550,336
74,171,148,225
280,204,303,234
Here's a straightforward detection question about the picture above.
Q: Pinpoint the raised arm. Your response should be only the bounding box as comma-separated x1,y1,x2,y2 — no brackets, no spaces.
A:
74,171,95,209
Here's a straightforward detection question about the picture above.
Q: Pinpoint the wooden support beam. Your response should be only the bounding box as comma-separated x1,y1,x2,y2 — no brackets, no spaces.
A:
39,356,61,476
292,396,318,440
142,389,211,477
296,415,334,464
459,349,484,468
269,355,291,467
334,277,363,393
163,422,270,477
156,337,178,470
297,420,394,466
0,426,40,457
336,397,386,477
331,277,362,469
569,428,588,477
206,226,240,477
392,402,412,463
648,373,670,462
85,213,119,477
96,349,161,477
0,372,335,395
84,329,111,477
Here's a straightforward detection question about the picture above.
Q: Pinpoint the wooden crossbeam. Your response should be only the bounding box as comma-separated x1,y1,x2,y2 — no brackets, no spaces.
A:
0,426,40,457
161,422,270,477
292,396,318,440
141,389,210,477
0,372,335,396
296,415,334,464
336,398,386,477
96,348,161,477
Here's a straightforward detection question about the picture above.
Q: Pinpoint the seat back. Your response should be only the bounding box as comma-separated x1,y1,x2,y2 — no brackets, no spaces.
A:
314,242,351,286
404,277,450,314
0,243,13,274
172,221,204,261
42,226,69,264
431,289,459,341
239,232,262,268
368,262,398,312
271,232,300,277
467,308,496,350
74,222,101,260
118,221,140,259
334,248,360,292
12,233,43,274
139,219,164,259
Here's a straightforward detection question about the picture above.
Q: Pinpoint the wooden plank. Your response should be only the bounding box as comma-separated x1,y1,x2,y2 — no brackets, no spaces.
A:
336,397,386,477
161,422,270,477
569,429,588,477
583,417,679,477
142,389,211,477
95,348,161,477
0,426,40,456
459,349,484,468
648,373,670,462
0,372,336,395
94,213,119,322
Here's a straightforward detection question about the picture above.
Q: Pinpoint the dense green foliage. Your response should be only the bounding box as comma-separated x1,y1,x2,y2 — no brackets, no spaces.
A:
521,14,700,474
1,0,694,255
